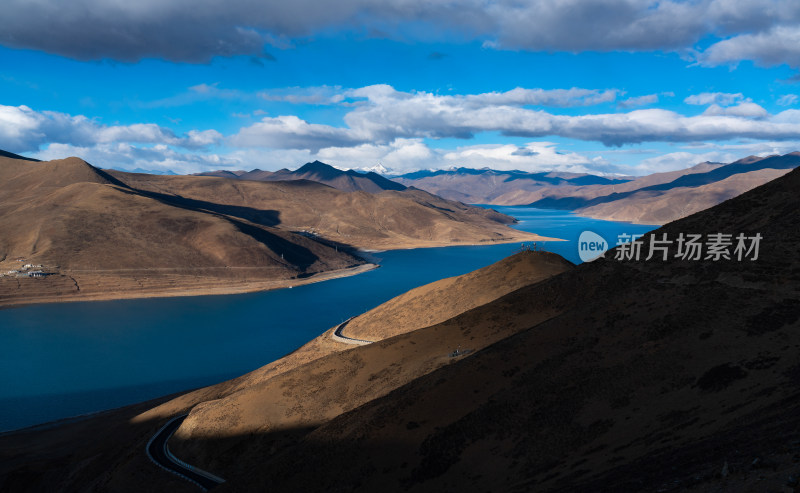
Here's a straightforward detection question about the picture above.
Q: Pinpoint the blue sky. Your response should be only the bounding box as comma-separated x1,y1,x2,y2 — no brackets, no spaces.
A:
2,0,800,175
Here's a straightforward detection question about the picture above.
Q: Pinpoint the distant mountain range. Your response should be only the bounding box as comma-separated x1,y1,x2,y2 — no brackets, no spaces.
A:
392,167,633,204
395,153,800,224
196,160,406,193
181,152,798,226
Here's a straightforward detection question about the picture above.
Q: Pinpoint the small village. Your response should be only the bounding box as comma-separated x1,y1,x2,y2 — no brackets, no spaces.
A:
0,258,52,279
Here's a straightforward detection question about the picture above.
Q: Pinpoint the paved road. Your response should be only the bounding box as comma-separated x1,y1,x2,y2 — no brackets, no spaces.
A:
146,414,225,491
331,317,373,345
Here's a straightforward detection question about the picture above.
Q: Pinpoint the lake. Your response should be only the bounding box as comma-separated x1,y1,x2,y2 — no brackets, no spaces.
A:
0,207,655,432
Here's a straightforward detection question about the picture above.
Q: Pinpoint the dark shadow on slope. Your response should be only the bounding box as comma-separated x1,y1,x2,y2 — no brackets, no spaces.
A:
167,168,800,493
115,187,337,272
130,189,282,228
229,220,321,272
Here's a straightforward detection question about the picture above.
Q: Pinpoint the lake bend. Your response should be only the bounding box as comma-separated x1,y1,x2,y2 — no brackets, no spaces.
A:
0,207,655,432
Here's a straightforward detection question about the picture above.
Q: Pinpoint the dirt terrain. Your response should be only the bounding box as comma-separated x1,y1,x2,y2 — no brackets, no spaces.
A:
1,165,797,493
0,154,545,307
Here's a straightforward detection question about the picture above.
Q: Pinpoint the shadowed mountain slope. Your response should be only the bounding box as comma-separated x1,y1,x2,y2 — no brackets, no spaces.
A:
109,170,549,250
170,168,800,492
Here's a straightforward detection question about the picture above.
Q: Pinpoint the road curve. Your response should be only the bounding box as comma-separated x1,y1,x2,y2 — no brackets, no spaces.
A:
146,414,225,491
331,317,373,345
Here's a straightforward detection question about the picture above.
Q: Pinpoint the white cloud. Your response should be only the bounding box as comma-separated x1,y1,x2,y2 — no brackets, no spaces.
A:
634,151,739,174
8,86,800,175
332,86,800,147
441,142,603,173
316,139,436,171
684,92,745,106
229,115,368,152
259,86,346,105
701,102,769,118
617,94,660,109
0,104,223,154
700,24,800,68
777,94,799,106
461,87,619,107
32,143,241,175
316,139,610,174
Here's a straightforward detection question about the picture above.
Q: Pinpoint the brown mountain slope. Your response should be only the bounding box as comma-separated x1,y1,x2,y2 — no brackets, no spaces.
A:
576,167,793,224
196,166,796,493
3,164,797,491
490,160,724,206
126,250,573,428
166,168,800,492
398,153,799,227
108,170,551,250
0,152,550,307
342,250,573,341
0,156,366,307
522,152,800,224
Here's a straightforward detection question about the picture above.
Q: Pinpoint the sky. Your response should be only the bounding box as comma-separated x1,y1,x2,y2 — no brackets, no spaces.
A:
2,0,800,176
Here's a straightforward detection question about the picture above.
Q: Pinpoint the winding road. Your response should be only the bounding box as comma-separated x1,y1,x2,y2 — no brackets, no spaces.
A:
146,414,226,491
331,317,374,345
146,317,371,489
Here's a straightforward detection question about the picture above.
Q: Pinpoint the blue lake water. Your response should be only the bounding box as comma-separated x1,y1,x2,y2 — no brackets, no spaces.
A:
0,207,655,432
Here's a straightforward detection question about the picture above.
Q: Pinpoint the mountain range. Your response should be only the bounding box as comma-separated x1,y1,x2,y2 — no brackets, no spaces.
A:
196,160,406,193
201,153,800,226
396,153,800,224
0,152,544,307
2,157,798,492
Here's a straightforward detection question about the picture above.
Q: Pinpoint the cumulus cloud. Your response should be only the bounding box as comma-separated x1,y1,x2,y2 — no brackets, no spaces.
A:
234,85,800,148
229,115,368,151
32,143,241,175
700,25,800,68
314,139,612,174
1,0,799,70
702,102,769,118
633,150,739,174
0,104,222,154
440,142,606,173
460,87,619,107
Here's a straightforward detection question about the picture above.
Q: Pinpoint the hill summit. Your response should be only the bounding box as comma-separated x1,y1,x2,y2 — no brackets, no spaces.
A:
197,160,407,193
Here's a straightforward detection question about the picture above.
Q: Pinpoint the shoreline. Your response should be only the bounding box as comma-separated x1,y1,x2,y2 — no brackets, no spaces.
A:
0,232,559,311
0,263,378,311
